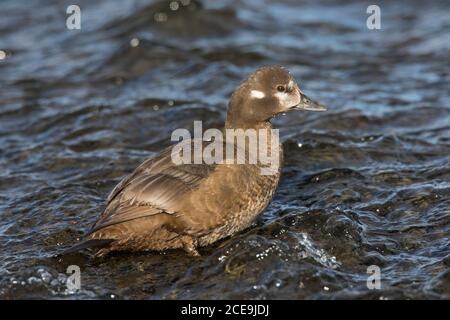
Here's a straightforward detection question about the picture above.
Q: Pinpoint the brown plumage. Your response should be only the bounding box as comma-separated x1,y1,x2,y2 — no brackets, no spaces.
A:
65,66,326,257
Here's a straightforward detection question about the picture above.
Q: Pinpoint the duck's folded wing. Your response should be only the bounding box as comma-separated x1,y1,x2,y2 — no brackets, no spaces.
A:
89,142,216,233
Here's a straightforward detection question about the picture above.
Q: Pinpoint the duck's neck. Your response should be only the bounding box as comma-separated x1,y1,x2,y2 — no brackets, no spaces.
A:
223,120,283,172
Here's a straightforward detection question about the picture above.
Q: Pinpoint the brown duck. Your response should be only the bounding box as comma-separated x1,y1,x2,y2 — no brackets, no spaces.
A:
65,66,326,257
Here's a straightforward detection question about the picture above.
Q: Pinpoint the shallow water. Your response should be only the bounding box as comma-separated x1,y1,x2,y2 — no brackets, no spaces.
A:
0,0,449,299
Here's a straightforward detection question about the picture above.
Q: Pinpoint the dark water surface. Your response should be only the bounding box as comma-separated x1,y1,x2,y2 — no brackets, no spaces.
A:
0,0,449,299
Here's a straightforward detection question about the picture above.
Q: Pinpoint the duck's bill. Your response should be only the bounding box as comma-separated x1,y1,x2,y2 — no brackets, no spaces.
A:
294,94,327,112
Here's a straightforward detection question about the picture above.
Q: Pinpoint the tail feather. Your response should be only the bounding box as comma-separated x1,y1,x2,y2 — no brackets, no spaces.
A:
62,239,114,255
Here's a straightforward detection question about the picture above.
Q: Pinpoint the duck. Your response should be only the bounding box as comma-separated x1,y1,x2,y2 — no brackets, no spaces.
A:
64,66,327,257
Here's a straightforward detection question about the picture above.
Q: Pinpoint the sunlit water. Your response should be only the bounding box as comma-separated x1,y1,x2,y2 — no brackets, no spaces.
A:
0,0,449,299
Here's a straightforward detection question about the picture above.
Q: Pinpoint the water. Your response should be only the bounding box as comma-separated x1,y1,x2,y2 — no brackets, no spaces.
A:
0,0,449,299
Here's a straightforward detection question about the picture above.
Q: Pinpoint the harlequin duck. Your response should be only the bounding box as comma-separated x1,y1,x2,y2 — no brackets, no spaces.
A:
64,66,326,257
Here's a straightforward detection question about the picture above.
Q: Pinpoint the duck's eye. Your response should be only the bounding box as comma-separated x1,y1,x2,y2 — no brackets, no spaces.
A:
276,85,286,92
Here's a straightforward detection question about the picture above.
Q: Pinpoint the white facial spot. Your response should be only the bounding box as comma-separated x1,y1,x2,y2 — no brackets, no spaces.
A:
276,80,295,103
275,91,289,103
288,80,294,91
275,81,300,110
250,90,265,99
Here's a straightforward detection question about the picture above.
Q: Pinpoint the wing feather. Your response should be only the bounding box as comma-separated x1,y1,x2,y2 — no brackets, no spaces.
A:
89,140,217,233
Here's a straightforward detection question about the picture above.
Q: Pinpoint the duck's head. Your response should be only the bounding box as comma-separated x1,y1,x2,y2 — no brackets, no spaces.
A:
226,66,326,128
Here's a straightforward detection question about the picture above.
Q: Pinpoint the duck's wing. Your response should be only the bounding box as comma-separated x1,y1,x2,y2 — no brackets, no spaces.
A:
89,140,217,233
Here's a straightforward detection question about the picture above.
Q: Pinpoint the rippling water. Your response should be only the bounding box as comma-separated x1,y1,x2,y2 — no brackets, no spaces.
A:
0,0,449,299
